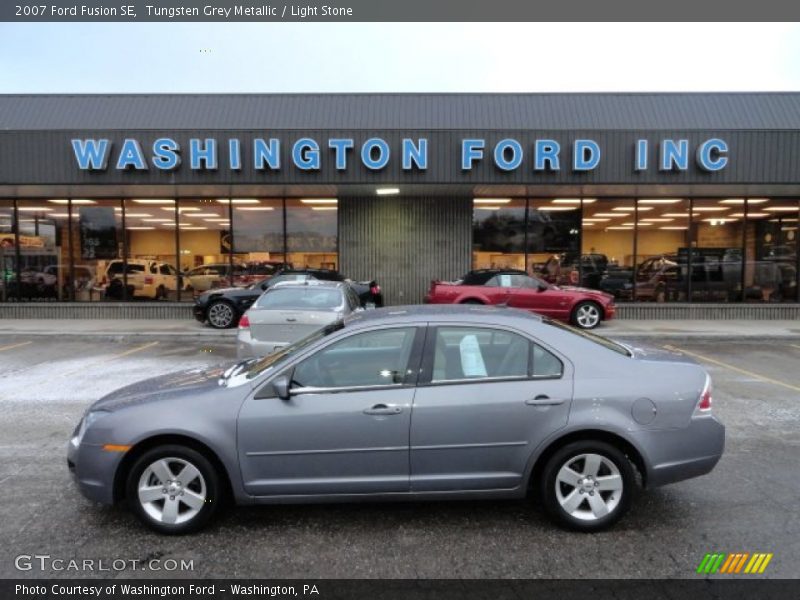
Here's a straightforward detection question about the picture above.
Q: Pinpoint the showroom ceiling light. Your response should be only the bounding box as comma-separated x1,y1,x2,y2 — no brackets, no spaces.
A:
236,206,275,211
473,198,511,204
217,199,260,204
204,218,230,222
537,206,578,211
132,199,174,204
623,222,653,226
641,218,674,222
703,218,738,224
660,226,688,230
764,206,799,212
552,198,596,204
719,198,769,204
179,226,207,230
591,213,626,218
141,218,173,222
300,198,338,204
122,213,152,217
126,226,155,230
611,206,653,212
161,207,200,212
606,226,633,230
474,207,501,211
692,206,730,212
312,207,338,211
638,199,682,204
583,218,611,222
662,212,690,217
186,212,221,217
48,213,69,218
16,207,53,211
376,188,400,196
48,199,96,205
729,212,769,218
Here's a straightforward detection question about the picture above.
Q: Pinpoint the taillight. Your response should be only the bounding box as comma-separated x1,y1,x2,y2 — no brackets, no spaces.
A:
697,377,712,412
144,276,153,285
238,313,250,329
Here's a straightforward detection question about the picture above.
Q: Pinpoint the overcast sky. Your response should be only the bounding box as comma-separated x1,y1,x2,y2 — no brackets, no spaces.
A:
2,22,800,93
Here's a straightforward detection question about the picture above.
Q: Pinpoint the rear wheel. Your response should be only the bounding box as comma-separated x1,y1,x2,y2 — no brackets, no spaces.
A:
206,300,237,329
126,445,221,534
571,301,602,329
540,440,635,532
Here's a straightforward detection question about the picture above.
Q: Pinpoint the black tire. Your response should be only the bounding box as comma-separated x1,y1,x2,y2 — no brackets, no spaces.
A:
126,445,222,535
540,440,635,532
570,301,602,329
206,300,238,329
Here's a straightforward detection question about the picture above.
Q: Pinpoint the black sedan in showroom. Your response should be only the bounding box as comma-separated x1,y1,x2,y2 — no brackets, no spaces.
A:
193,269,384,329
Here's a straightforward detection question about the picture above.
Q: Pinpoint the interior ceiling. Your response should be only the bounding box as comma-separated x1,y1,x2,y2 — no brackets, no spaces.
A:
2,183,800,199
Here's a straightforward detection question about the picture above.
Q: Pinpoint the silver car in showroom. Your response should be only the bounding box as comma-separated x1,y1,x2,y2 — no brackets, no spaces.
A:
236,280,362,359
68,305,724,534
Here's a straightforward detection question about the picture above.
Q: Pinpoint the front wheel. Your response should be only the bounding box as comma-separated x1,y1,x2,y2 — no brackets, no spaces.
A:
540,440,635,532
206,300,237,329
126,445,221,534
571,301,602,329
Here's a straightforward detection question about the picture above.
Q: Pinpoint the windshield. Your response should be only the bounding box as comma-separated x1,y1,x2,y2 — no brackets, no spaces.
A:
543,317,632,357
255,287,344,310
242,320,345,380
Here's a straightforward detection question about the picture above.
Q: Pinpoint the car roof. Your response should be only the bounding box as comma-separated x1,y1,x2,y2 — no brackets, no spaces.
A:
268,280,346,290
344,304,543,328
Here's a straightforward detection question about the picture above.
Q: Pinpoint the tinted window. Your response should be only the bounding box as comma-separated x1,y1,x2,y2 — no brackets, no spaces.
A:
293,327,417,388
256,287,344,310
532,343,563,378
432,327,530,382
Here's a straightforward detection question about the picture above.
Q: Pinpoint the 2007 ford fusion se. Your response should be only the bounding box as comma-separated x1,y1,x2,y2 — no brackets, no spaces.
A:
67,305,724,534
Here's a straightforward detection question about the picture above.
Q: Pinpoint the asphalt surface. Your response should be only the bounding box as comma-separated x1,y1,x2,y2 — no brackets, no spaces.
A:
0,334,798,579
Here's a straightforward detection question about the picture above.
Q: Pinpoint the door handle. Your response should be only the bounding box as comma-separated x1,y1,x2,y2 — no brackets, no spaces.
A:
363,403,403,415
286,317,297,322
525,395,566,406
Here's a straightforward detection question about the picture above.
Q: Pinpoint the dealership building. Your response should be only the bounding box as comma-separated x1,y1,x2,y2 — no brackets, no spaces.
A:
0,93,798,319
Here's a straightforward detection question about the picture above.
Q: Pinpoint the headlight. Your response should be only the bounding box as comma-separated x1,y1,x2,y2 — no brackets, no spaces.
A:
71,410,111,446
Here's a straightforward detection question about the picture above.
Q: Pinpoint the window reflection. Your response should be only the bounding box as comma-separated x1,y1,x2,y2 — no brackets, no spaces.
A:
285,198,338,269
472,198,526,270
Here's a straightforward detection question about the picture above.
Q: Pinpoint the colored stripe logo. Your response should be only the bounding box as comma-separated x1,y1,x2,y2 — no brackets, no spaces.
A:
697,552,773,574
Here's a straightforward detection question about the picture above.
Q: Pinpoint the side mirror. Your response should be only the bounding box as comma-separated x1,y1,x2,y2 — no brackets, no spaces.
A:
272,375,291,400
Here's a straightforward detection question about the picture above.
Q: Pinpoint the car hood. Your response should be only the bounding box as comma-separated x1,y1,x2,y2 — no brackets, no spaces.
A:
89,364,233,412
554,285,613,300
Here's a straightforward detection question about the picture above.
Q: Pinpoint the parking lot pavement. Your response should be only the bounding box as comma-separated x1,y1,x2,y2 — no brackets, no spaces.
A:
0,336,798,579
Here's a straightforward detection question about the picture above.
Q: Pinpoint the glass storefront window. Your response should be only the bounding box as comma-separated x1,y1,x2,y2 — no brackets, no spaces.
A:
472,198,526,270
529,198,582,278
690,198,745,302
632,198,690,302
122,199,180,300
576,199,635,300
67,199,124,301
230,198,287,284
0,200,17,302
286,198,338,270
742,198,799,302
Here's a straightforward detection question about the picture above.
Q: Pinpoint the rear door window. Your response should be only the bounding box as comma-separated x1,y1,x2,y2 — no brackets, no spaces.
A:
430,327,531,382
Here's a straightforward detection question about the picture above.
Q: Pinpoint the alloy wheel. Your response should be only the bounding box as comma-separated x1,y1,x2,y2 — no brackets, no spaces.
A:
575,304,600,328
207,302,234,328
137,457,207,525
554,453,623,521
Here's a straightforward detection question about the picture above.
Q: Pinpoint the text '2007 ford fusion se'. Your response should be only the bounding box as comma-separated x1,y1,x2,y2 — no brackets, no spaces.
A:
67,305,724,534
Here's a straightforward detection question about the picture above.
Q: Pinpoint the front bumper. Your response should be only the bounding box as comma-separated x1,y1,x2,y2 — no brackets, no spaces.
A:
192,303,207,322
67,438,121,505
632,415,725,488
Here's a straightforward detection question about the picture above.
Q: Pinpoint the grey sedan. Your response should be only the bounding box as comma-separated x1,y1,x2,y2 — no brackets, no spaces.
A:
67,305,724,534
236,280,361,359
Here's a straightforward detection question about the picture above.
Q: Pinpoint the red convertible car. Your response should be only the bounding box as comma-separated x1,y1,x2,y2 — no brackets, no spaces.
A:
424,269,616,329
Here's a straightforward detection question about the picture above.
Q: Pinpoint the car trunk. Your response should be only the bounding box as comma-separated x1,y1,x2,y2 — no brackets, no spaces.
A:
248,309,338,344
